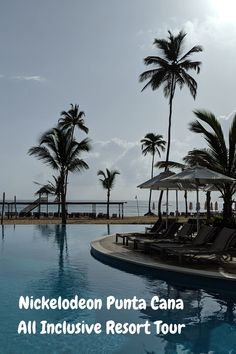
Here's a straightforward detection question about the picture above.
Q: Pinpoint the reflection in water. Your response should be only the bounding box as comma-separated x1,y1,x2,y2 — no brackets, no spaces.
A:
93,250,236,353
2,224,236,353
140,281,236,353
33,224,89,300
1,225,4,252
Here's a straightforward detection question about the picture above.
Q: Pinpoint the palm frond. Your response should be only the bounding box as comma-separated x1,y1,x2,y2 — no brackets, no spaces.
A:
178,45,203,62
155,160,185,169
28,146,59,169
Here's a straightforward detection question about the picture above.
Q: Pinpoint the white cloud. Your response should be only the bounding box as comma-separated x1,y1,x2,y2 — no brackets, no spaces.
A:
138,13,236,54
67,137,150,200
10,75,46,82
66,136,195,200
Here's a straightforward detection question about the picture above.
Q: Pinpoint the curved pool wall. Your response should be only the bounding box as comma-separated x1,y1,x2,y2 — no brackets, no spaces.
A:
1,224,236,354
91,234,236,293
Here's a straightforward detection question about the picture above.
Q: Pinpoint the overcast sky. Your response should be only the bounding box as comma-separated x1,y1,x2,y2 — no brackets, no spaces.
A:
1,0,236,202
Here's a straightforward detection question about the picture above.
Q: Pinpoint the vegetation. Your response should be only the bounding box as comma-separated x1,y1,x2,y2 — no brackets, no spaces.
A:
184,110,236,221
139,30,202,219
58,103,89,198
29,126,91,224
141,133,166,215
58,103,89,136
97,168,120,219
34,175,64,214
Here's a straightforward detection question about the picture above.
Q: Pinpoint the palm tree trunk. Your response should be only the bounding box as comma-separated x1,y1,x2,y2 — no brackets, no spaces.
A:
158,190,164,220
61,172,67,224
223,186,232,222
107,190,110,219
64,125,75,213
61,191,66,224
57,196,60,214
148,153,155,214
184,190,188,217
158,77,175,220
206,191,211,223
165,80,175,166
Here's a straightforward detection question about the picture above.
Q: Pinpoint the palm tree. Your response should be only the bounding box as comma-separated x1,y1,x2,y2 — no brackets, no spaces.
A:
58,103,89,137
186,109,236,221
97,168,120,219
139,30,202,218
34,176,64,214
58,103,89,198
28,127,91,224
141,133,166,215
47,175,64,213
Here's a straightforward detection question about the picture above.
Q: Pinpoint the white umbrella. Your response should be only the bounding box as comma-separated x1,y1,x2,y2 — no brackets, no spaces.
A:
138,170,175,227
162,165,235,231
137,170,175,189
138,170,195,225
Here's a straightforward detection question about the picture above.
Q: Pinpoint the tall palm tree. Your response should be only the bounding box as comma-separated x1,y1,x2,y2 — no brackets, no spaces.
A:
28,127,91,224
141,133,166,214
139,30,202,218
58,103,89,197
97,168,120,219
186,109,236,221
58,103,89,137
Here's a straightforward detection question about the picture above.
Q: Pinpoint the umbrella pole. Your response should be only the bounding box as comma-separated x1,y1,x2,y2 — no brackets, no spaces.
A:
175,190,179,219
166,188,169,229
196,185,200,232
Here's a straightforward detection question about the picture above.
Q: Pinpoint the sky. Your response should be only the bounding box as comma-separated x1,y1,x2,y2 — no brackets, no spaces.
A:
1,0,236,203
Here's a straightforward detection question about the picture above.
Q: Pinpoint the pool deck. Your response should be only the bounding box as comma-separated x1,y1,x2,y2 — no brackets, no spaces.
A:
91,234,236,287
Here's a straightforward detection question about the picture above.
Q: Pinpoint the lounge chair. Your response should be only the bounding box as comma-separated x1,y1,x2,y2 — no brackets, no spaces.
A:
164,227,236,264
115,220,166,245
150,225,218,257
125,222,182,250
145,220,167,233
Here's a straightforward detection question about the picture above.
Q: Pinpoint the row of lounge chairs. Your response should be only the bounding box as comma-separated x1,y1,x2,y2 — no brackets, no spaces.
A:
3,212,118,219
115,221,236,264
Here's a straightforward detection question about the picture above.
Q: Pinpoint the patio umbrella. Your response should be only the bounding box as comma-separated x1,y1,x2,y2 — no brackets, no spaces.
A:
138,170,176,227
137,170,176,189
162,165,235,232
138,170,195,226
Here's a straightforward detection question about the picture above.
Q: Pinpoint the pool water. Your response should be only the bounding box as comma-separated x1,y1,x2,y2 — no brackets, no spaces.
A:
0,224,236,354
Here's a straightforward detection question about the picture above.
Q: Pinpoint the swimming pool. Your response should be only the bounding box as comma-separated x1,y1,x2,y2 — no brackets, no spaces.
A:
0,224,235,354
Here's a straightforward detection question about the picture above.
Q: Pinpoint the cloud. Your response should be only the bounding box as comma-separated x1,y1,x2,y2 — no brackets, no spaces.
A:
66,136,195,200
67,137,150,199
0,74,46,82
137,13,236,54
10,75,46,82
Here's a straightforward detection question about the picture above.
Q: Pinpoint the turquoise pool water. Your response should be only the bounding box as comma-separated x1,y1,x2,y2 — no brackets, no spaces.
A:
0,224,236,354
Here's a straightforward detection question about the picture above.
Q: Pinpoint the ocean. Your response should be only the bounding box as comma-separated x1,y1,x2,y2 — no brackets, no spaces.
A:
3,199,224,217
